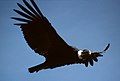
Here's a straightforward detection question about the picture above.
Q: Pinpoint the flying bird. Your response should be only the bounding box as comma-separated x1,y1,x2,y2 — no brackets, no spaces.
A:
12,0,110,73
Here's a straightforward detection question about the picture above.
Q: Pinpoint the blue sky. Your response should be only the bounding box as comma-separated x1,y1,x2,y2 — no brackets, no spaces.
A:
0,0,120,81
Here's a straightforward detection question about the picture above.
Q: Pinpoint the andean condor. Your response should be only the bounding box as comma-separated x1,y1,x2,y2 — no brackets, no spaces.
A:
12,0,110,73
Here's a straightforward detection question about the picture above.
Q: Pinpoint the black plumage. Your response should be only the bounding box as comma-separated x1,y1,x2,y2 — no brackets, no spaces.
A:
12,0,110,73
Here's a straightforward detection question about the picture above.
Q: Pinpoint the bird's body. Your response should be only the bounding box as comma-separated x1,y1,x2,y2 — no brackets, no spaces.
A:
12,0,110,73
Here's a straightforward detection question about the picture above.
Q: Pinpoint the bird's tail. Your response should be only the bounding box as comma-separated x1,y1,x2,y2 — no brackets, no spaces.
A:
28,62,47,73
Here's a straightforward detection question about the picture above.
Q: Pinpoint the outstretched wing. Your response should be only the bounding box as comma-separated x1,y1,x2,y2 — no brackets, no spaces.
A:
12,0,68,57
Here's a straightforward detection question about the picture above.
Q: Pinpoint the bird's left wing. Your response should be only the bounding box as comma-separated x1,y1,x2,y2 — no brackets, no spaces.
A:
12,0,68,57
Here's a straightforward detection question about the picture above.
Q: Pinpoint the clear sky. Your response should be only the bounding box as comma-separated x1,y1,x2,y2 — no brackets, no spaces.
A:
0,0,120,81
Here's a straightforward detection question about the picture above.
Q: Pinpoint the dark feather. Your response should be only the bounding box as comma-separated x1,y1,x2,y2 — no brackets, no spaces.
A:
11,17,31,22
17,3,37,18
30,0,44,17
89,59,94,66
22,0,40,18
85,61,88,67
14,23,26,26
13,9,33,20
93,57,98,62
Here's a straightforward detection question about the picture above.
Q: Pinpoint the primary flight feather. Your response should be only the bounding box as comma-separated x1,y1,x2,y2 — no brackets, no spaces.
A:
12,0,110,73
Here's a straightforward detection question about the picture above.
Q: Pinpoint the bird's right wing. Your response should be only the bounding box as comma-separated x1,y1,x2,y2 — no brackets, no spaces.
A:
12,0,68,57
